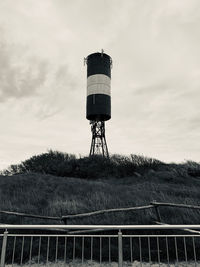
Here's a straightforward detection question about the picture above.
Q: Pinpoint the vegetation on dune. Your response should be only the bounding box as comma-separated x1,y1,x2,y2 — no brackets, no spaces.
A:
1,150,170,178
2,150,200,179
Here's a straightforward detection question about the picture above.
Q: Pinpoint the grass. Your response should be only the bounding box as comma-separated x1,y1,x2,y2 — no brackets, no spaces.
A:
5,260,199,266
0,158,200,225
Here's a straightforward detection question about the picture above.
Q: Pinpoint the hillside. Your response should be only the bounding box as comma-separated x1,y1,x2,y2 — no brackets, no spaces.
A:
0,151,200,225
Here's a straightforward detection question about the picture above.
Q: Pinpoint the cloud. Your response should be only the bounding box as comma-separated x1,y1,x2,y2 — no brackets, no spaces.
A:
0,26,80,119
32,63,80,120
0,35,48,102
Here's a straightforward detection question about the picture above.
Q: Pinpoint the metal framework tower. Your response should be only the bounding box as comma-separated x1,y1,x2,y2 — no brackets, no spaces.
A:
89,121,109,158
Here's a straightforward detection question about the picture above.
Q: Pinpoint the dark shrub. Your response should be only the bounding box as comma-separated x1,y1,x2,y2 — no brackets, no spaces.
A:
2,151,165,178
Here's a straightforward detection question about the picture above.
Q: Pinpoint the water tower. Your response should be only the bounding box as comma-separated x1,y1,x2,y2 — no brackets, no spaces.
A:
85,50,112,158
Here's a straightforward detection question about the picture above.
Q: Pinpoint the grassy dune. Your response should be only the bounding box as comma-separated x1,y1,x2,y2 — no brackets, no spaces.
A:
0,152,200,225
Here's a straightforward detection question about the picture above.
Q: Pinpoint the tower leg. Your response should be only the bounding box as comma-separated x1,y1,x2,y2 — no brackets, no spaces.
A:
89,121,109,158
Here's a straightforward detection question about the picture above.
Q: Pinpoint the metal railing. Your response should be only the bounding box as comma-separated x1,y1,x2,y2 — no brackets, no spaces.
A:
1,225,200,266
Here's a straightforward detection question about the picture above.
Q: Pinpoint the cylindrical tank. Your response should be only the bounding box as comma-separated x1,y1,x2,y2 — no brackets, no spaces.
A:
86,51,112,121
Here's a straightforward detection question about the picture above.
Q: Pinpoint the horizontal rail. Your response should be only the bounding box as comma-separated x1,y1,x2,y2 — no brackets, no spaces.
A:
155,221,200,234
4,234,200,237
0,210,60,220
67,228,106,234
0,204,154,222
151,201,200,210
1,224,200,230
62,205,154,220
5,234,119,237
1,201,200,223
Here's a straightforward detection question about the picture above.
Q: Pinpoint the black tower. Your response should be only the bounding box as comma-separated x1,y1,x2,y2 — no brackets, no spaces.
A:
85,50,112,158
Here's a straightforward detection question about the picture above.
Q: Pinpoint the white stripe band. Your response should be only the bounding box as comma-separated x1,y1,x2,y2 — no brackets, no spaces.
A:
87,84,111,96
87,74,111,96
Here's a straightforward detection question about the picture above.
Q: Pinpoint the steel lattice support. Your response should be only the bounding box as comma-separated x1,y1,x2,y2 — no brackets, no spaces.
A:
89,121,109,158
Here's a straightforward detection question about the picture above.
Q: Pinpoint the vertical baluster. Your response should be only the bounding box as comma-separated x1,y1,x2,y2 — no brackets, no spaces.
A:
55,237,58,263
20,236,24,266
91,237,93,262
165,237,169,267
108,237,111,264
139,237,142,267
64,237,67,264
73,237,76,263
46,237,50,266
157,237,160,267
174,237,178,267
12,236,16,267
192,237,197,267
148,237,151,266
130,237,133,263
37,236,41,267
100,237,102,266
29,236,33,266
82,237,85,264
183,237,188,267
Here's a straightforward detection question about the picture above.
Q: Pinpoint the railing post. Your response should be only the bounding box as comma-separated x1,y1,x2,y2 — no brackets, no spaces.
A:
1,230,8,267
151,200,161,222
118,229,123,267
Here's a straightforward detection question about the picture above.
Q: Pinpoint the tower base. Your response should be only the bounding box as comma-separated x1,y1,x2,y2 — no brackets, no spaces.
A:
89,121,109,158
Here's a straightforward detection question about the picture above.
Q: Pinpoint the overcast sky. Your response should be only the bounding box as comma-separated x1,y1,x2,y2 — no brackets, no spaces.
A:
0,0,199,169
